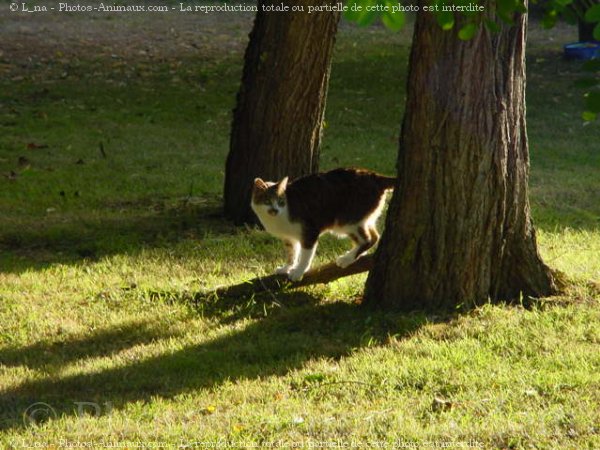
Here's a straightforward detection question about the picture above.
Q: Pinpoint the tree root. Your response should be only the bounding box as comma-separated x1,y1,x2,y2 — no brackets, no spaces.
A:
213,255,374,298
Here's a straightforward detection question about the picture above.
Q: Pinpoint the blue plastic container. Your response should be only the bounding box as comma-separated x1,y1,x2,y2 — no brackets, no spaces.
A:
564,41,600,60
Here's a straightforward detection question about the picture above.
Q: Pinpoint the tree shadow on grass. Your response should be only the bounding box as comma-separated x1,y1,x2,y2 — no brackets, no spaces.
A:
0,297,427,431
0,201,245,275
0,320,185,371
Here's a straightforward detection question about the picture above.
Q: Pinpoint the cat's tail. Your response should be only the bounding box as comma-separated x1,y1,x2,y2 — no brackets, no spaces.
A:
376,175,397,191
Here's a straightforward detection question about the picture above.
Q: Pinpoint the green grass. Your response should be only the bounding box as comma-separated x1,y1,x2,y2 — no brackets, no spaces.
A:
0,17,599,450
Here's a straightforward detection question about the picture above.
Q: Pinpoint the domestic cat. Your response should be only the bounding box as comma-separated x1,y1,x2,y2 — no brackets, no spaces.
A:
251,168,395,281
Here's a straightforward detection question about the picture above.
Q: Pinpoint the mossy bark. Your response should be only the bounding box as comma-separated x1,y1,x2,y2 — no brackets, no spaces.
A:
364,1,557,311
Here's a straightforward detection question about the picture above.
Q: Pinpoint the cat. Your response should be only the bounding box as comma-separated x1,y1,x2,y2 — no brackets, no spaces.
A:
251,167,395,281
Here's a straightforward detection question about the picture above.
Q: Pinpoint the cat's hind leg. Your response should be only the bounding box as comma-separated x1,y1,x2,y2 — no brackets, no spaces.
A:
275,240,300,274
336,225,377,268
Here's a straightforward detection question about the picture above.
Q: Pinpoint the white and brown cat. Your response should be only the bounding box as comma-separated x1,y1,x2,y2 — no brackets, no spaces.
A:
251,168,395,281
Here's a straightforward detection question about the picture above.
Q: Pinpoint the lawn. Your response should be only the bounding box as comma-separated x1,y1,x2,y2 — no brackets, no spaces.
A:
0,8,599,450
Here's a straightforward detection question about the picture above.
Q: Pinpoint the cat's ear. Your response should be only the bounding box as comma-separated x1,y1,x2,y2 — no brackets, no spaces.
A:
277,177,289,195
253,178,268,191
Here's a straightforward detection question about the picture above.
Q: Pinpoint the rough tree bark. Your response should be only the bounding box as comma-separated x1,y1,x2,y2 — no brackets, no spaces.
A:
364,1,558,311
224,0,341,224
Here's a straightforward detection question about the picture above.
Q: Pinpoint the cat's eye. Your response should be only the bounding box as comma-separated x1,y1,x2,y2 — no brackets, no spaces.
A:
277,199,285,207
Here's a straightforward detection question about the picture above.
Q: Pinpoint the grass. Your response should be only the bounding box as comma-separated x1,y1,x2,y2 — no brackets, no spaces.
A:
0,12,599,450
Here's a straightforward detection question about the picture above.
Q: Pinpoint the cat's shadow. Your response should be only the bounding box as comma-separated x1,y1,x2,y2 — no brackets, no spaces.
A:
0,296,427,431
135,285,323,324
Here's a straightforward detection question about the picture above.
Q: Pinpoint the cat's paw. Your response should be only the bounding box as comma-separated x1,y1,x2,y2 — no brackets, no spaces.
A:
275,265,291,275
336,254,356,269
288,268,306,282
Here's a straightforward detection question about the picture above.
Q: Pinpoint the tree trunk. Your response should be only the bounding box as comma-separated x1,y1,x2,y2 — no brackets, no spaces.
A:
364,2,557,311
224,0,340,224
578,19,596,43
576,0,599,42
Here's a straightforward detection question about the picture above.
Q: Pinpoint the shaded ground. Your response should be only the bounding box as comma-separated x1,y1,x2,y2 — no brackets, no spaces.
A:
0,4,579,63
0,4,253,65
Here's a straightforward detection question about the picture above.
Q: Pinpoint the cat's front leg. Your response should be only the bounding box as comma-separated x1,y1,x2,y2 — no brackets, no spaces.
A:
288,244,317,281
275,240,299,274
288,232,318,282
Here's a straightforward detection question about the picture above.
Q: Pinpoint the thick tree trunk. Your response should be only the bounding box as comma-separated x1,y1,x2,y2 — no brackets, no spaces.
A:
224,0,340,224
364,2,557,311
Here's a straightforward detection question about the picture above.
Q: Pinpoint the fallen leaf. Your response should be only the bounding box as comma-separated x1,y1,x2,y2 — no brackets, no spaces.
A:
200,405,216,415
27,142,48,150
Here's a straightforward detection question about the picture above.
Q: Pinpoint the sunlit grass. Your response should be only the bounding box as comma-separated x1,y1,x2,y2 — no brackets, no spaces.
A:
0,16,599,450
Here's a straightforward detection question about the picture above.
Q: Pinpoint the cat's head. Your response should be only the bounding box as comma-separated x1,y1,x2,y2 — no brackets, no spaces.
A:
251,176,289,217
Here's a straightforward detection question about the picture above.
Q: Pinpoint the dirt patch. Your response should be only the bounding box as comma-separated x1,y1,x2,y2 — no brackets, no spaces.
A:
0,3,254,67
0,4,579,67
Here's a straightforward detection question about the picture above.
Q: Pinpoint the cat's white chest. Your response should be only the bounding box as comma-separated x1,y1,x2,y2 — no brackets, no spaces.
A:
253,204,302,241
